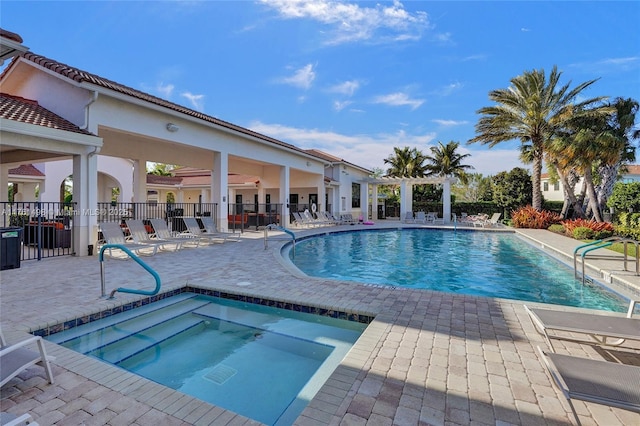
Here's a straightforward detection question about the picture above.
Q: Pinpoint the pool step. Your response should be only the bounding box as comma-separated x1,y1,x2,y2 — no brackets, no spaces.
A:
56,297,210,353
91,314,205,364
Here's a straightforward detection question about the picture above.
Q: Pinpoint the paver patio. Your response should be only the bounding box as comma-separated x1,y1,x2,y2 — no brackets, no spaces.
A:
1,222,639,425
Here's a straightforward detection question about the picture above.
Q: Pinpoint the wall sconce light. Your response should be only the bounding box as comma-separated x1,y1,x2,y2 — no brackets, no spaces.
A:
306,161,311,167
166,123,179,132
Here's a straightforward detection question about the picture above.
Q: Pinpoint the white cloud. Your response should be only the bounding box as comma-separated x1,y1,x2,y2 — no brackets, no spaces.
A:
260,0,431,45
181,92,205,111
156,83,174,99
372,92,424,110
328,79,361,96
436,82,463,96
247,120,436,170
463,148,530,176
333,100,352,111
432,119,468,127
569,56,640,73
278,63,316,90
521,27,531,32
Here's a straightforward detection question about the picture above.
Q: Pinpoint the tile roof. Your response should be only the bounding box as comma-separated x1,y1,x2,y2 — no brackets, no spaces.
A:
8,163,44,177
0,29,23,43
0,92,94,135
11,52,330,162
625,164,640,175
146,174,182,185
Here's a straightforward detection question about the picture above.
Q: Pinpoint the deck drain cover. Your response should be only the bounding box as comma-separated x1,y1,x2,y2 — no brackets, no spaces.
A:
204,364,237,385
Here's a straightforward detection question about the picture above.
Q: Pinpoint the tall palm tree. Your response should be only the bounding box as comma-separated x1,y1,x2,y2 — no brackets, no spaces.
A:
468,66,606,210
383,146,428,177
424,141,474,184
595,97,640,211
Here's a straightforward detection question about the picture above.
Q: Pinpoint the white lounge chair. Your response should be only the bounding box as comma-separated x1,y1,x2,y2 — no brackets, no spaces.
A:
0,412,39,426
525,301,640,352
125,219,182,251
200,216,240,241
99,222,158,257
483,212,502,227
1,327,54,388
182,217,227,244
415,211,427,224
537,346,640,425
149,219,200,248
402,212,415,223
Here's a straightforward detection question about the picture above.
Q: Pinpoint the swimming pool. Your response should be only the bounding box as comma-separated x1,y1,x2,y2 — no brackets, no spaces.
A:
46,292,366,425
288,229,629,312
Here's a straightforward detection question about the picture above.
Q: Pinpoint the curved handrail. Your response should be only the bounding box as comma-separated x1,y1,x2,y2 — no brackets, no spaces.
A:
573,236,640,284
99,244,161,299
264,224,296,255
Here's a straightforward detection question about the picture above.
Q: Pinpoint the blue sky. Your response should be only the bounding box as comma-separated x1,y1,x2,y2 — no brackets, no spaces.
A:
2,1,639,175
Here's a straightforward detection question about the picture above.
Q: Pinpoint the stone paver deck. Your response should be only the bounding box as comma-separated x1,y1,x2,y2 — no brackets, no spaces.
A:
1,222,639,425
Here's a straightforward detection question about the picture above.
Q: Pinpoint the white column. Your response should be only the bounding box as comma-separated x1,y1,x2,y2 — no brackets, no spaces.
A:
442,178,452,224
400,181,413,219
280,165,290,228
360,182,368,221
213,151,228,231
132,159,147,203
370,184,378,221
317,175,325,213
72,151,98,256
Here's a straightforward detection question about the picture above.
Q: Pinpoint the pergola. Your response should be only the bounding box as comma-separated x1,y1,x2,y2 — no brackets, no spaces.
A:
360,176,455,223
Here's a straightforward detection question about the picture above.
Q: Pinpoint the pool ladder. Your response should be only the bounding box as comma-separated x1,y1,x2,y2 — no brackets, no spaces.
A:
264,224,295,255
99,244,162,299
573,237,639,285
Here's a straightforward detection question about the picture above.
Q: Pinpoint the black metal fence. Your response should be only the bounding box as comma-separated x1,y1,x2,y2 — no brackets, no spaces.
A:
1,201,75,261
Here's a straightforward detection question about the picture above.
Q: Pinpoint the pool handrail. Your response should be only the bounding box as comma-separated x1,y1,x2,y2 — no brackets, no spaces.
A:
264,224,295,255
99,244,162,299
573,237,640,285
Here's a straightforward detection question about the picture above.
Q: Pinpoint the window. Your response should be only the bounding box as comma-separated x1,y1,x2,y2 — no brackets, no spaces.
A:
554,182,560,191
543,182,549,191
351,183,361,208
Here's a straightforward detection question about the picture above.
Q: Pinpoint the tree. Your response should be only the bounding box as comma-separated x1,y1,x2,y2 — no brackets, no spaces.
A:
492,168,532,214
595,97,640,211
383,146,427,178
468,66,606,211
452,173,492,202
148,163,175,176
607,182,640,213
424,141,474,184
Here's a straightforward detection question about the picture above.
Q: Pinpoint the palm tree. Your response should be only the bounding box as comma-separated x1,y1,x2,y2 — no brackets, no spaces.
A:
468,66,606,210
424,141,474,184
383,146,428,177
595,97,640,211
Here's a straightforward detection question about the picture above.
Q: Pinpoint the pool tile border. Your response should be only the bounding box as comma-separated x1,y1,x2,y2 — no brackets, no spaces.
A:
31,285,375,338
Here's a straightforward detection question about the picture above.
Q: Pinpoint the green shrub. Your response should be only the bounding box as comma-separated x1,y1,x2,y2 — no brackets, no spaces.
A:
614,225,640,240
593,230,614,240
616,212,640,228
547,224,565,234
573,227,595,240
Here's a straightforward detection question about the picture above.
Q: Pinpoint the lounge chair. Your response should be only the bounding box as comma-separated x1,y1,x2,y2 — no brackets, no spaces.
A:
339,213,358,225
182,217,227,244
0,412,39,425
125,219,182,251
483,212,502,227
402,212,415,223
291,212,307,228
99,222,158,257
149,219,200,248
200,216,240,242
524,301,640,352
1,327,54,388
415,211,427,224
304,210,330,226
536,346,640,425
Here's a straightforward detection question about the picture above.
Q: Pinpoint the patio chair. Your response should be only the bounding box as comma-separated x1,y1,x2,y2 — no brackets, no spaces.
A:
304,210,330,226
99,222,158,257
483,212,502,227
524,301,640,352
339,213,358,225
1,327,54,388
181,217,227,244
0,412,39,426
415,211,427,224
536,346,640,425
200,216,240,242
149,219,200,248
402,212,415,223
125,219,182,251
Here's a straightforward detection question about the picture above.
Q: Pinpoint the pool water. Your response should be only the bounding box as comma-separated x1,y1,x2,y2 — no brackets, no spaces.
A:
288,229,629,312
46,293,366,425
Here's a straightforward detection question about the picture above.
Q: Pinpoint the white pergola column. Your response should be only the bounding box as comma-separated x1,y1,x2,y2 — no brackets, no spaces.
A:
72,151,98,256
280,165,290,228
400,181,413,219
213,151,228,231
370,184,378,221
316,175,325,213
360,182,369,221
442,178,452,224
